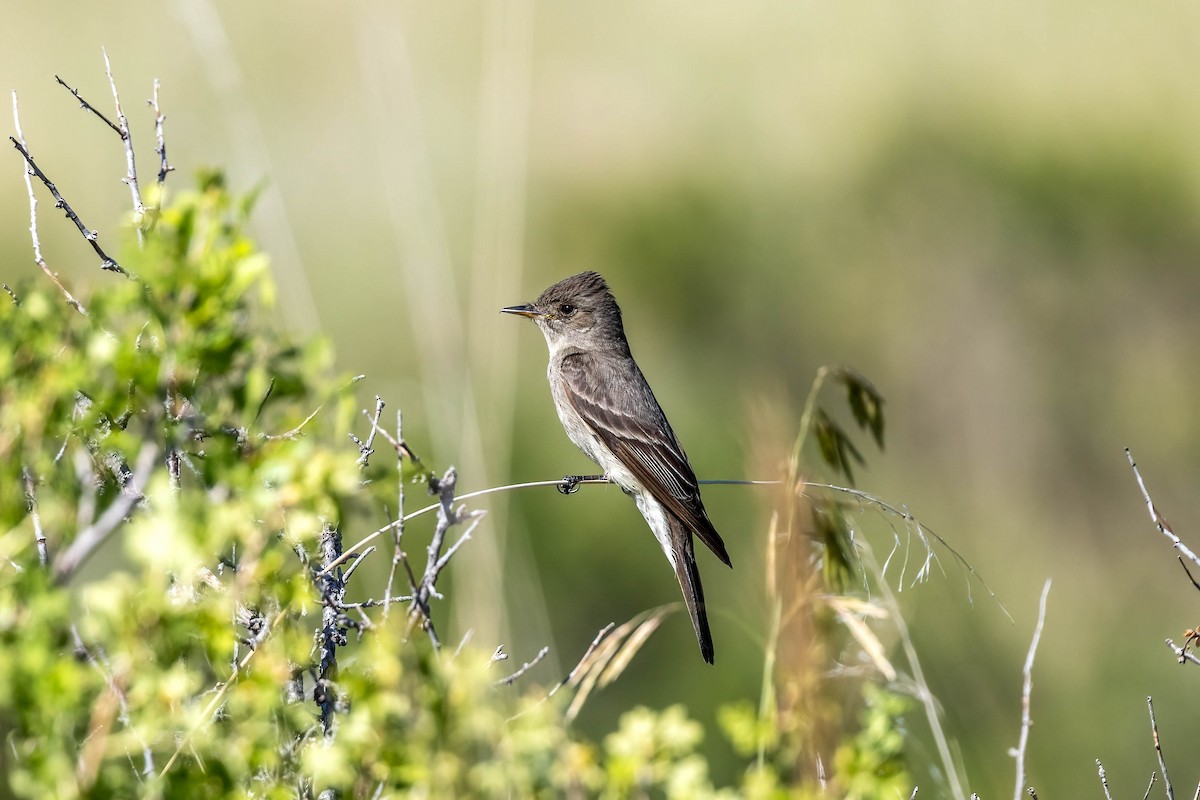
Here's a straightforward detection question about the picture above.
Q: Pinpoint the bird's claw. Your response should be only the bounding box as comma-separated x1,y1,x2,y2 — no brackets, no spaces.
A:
558,474,605,495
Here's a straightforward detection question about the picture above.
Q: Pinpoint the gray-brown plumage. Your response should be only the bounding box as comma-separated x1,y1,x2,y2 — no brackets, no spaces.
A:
502,271,731,664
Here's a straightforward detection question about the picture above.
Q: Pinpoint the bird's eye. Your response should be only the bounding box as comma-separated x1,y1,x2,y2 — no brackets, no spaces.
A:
558,303,576,316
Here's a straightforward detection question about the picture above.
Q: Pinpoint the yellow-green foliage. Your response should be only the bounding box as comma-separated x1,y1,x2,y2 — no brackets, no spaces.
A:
0,177,913,798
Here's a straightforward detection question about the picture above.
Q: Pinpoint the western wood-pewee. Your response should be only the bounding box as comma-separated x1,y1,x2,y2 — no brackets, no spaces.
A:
503,271,732,664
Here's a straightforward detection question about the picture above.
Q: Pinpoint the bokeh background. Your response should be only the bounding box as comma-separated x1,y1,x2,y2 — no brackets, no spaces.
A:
4,2,1200,794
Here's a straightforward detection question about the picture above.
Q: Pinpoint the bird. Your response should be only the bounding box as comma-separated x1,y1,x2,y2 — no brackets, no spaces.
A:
502,271,731,664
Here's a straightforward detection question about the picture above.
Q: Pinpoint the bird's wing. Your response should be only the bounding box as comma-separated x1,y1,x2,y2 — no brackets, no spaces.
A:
559,351,732,567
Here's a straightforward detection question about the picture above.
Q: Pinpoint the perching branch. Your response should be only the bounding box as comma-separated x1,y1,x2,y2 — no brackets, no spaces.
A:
321,475,775,579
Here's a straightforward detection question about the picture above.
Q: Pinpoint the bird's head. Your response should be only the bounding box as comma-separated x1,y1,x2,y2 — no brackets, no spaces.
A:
502,271,629,355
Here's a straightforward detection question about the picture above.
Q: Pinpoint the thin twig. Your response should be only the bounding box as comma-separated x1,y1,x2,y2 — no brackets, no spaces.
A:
378,407,408,620
22,467,48,567
352,396,385,467
55,75,121,135
1096,760,1113,800
1128,449,1200,569
8,137,125,274
495,646,550,686
11,92,87,313
432,512,485,574
1143,773,1159,800
341,545,376,584
1147,696,1174,799
102,49,146,241
1012,579,1051,800
320,474,777,578
1166,638,1200,666
54,443,158,582
259,403,324,441
360,404,425,472
149,79,173,190
341,596,414,610
407,468,468,648
1177,557,1200,591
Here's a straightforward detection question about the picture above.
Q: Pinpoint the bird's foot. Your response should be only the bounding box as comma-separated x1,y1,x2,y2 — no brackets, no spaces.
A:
558,474,606,495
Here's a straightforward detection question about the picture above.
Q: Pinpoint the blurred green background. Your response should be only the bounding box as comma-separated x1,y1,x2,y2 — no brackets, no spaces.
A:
4,1,1200,794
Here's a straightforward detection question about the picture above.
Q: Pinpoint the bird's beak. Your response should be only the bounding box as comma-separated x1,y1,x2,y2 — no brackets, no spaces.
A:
501,303,542,318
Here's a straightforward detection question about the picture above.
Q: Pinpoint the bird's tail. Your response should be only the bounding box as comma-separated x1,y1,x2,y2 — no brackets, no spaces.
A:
670,522,714,664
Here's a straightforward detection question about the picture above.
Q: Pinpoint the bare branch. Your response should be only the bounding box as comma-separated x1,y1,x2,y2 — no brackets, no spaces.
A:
341,545,376,584
1012,579,1051,800
361,403,421,463
149,79,173,189
1144,773,1160,800
1128,449,1200,570
8,136,126,274
407,468,463,648
1147,696,1174,799
1166,638,1200,666
432,511,486,575
316,523,346,740
102,49,145,239
495,646,549,686
350,396,385,467
11,92,89,313
54,442,158,582
1177,557,1200,592
382,408,405,619
341,596,413,610
55,74,122,135
1096,760,1114,800
259,403,324,441
22,467,48,567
